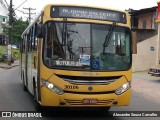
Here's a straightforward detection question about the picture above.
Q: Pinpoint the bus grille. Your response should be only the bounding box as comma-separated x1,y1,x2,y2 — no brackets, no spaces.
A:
64,99,114,105
63,79,116,85
56,74,121,85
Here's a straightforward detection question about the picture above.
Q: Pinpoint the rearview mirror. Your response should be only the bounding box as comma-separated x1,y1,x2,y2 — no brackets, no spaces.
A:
37,23,43,38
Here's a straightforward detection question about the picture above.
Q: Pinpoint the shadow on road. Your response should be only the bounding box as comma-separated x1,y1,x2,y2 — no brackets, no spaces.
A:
39,109,120,120
23,88,120,120
148,79,160,83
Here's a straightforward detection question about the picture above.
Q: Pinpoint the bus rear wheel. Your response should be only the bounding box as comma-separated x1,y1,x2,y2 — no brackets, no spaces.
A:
22,73,27,91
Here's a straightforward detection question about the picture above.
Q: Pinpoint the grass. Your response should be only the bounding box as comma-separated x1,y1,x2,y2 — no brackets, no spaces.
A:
0,45,19,59
12,48,19,59
0,45,7,58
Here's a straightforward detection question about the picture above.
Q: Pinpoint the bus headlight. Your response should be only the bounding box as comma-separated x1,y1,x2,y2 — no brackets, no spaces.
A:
42,80,64,95
115,82,131,95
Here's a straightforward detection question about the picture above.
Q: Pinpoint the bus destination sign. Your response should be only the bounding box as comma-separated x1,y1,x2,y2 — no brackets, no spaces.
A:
50,6,126,23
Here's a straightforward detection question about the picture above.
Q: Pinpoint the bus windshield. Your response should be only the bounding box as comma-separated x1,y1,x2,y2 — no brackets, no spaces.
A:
43,21,131,71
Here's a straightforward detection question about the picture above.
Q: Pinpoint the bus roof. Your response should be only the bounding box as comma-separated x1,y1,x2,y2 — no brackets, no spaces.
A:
42,3,128,14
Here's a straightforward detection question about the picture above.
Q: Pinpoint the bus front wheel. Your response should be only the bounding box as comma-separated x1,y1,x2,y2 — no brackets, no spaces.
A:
33,98,43,111
33,82,43,111
100,107,111,112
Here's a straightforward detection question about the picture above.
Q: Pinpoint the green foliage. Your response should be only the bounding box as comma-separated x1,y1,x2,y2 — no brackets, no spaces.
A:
12,49,19,58
0,45,19,58
2,18,29,44
0,46,7,58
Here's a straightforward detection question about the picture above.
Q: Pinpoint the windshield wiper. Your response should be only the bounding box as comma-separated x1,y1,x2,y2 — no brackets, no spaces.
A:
61,20,79,59
62,18,67,46
61,18,67,59
103,22,116,54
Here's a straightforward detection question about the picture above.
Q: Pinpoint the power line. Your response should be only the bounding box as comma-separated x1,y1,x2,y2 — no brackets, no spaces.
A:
3,0,9,7
0,7,8,15
16,9,23,13
0,0,9,14
1,0,8,9
23,7,36,23
14,0,27,11
0,0,17,19
5,0,28,20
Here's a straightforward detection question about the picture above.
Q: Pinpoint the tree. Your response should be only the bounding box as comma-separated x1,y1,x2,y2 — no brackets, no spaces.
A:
2,18,28,44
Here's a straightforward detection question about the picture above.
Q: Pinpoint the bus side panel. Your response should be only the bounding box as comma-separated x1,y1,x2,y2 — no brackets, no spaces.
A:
23,37,28,88
27,52,33,94
20,43,22,80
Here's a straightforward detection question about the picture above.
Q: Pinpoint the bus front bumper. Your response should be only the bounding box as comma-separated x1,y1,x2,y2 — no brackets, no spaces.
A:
40,87,131,107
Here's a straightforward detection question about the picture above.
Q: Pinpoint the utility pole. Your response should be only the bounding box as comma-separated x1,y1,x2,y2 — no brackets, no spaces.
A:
23,7,36,23
8,0,13,65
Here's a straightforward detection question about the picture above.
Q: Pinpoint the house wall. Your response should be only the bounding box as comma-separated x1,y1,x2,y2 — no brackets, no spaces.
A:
0,3,8,34
137,10,158,42
132,35,158,72
137,30,158,42
131,8,159,72
138,12,153,29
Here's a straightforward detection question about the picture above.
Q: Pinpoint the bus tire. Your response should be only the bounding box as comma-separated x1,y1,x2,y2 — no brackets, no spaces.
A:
33,81,43,111
22,72,28,91
105,107,111,111
33,99,43,111
100,107,111,112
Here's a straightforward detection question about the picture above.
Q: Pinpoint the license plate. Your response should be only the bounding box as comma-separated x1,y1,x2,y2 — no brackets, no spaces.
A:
83,99,97,104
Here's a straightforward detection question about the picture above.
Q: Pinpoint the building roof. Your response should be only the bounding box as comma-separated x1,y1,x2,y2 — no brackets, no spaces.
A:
127,6,157,15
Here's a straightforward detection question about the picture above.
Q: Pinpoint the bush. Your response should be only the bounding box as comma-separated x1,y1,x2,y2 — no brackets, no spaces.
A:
12,49,19,59
0,45,19,61
0,46,7,58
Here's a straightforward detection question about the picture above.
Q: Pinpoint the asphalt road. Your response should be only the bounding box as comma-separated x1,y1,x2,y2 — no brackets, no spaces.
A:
0,67,160,120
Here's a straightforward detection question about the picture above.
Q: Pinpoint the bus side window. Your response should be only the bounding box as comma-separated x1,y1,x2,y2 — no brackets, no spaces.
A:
30,28,33,51
23,35,26,53
27,33,30,52
34,23,38,51
30,28,33,52
32,26,35,51
21,37,23,53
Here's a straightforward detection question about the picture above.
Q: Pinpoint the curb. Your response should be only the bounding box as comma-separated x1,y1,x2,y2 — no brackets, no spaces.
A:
0,64,19,69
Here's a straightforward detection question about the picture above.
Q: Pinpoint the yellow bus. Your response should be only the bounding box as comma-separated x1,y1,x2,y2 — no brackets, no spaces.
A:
20,4,132,111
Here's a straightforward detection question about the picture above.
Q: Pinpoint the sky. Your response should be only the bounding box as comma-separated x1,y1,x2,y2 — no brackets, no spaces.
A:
3,0,158,20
